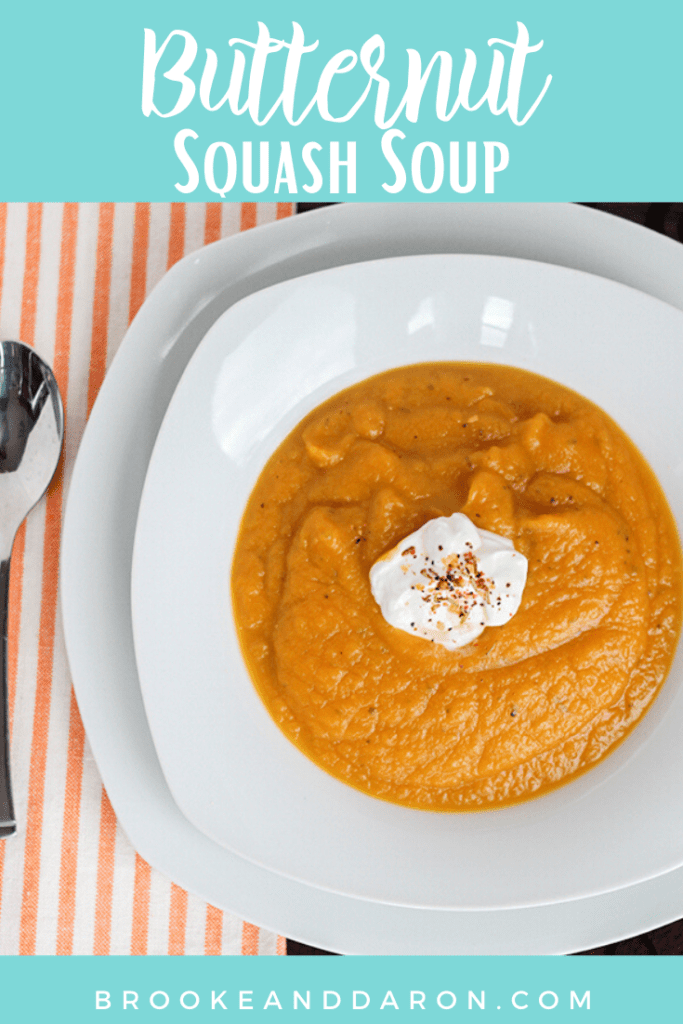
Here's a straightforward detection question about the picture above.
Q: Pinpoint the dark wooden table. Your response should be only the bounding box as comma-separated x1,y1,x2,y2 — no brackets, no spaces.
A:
286,202,683,957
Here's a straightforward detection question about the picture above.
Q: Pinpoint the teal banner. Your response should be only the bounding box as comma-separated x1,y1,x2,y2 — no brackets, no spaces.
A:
0,955,680,1021
0,0,681,200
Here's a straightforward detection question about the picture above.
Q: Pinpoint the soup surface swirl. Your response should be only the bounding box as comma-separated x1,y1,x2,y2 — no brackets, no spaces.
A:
231,363,682,810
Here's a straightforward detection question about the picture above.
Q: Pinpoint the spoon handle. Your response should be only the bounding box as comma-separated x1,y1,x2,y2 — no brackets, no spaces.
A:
0,558,16,836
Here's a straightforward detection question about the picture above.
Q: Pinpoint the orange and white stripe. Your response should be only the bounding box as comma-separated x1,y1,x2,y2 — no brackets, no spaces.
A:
0,202,293,956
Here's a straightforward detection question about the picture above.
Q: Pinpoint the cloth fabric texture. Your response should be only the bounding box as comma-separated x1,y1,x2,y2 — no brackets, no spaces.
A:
0,201,291,955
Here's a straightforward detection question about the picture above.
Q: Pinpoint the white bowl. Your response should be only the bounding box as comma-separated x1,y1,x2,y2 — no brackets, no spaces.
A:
132,253,683,911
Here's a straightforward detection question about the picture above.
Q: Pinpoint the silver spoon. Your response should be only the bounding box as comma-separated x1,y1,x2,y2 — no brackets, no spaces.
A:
0,341,63,837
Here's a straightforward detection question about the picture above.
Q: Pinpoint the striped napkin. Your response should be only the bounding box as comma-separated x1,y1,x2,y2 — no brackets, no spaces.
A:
0,202,292,955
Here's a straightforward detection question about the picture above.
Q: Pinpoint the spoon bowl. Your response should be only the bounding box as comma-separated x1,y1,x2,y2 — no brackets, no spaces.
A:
0,341,63,836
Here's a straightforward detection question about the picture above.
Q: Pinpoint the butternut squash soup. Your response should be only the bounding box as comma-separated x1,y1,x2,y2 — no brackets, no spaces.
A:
231,363,682,810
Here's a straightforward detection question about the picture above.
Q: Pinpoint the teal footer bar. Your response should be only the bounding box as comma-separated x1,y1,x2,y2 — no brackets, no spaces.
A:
0,955,678,1023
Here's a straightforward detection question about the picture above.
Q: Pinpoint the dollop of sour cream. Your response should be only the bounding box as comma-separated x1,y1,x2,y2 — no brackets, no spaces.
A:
370,513,528,650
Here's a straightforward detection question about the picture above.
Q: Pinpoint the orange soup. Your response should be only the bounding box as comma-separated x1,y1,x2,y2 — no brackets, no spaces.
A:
231,363,682,810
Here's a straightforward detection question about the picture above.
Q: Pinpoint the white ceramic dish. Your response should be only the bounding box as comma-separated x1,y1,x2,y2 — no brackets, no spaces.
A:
62,203,683,951
133,252,683,911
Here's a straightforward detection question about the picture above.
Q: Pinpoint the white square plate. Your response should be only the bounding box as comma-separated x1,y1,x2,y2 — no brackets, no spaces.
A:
132,252,683,911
